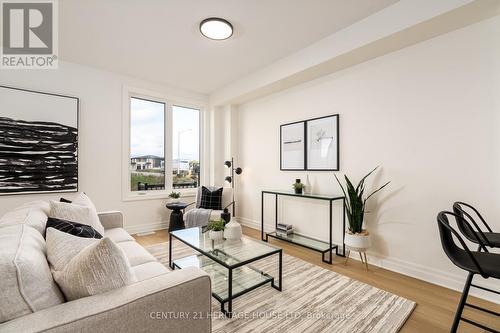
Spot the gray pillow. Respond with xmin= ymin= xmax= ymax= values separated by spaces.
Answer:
xmin=52 ymin=237 xmax=136 ymax=301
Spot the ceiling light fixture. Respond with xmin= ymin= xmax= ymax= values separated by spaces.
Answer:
xmin=200 ymin=17 xmax=233 ymax=40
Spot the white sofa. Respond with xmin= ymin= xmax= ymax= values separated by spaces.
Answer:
xmin=0 ymin=201 xmax=211 ymax=333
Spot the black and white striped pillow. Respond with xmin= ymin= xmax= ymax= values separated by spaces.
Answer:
xmin=46 ymin=217 xmax=103 ymax=239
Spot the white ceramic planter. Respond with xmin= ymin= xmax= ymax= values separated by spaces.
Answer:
xmin=209 ymin=230 xmax=224 ymax=241
xmin=224 ymin=221 xmax=242 ymax=240
xmin=169 ymin=198 xmax=180 ymax=203
xmin=344 ymin=230 xmax=370 ymax=250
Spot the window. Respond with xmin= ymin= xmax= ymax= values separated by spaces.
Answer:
xmin=172 ymin=105 xmax=200 ymax=189
xmin=124 ymin=88 xmax=203 ymax=200
xmin=129 ymin=97 xmax=165 ymax=192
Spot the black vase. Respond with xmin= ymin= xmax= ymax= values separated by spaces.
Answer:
xmin=221 ymin=208 xmax=231 ymax=225
xmin=294 ymin=188 xmax=303 ymax=194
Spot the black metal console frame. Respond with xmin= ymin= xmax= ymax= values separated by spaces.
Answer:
xmin=261 ymin=190 xmax=345 ymax=264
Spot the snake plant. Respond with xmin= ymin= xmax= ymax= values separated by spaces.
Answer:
xmin=334 ymin=167 xmax=390 ymax=234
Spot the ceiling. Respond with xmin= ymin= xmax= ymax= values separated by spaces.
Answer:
xmin=59 ymin=0 xmax=398 ymax=94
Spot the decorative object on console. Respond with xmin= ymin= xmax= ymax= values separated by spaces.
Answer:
xmin=335 ymin=166 xmax=390 ymax=270
xmin=304 ymin=174 xmax=312 ymax=194
xmin=224 ymin=157 xmax=243 ymax=216
xmin=168 ymin=191 xmax=181 ymax=203
xmin=306 ymin=114 xmax=339 ymax=171
xmin=276 ymin=223 xmax=294 ymax=237
xmin=205 ymin=219 xmax=225 ymax=241
xmin=280 ymin=120 xmax=306 ymax=171
xmin=0 ymin=85 xmax=79 ymax=195
xmin=292 ymin=179 xmax=305 ymax=194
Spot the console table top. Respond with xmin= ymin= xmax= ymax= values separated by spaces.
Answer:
xmin=262 ymin=190 xmax=344 ymax=201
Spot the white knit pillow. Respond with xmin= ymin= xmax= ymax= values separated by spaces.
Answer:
xmin=49 ymin=201 xmax=104 ymax=236
xmin=46 ymin=228 xmax=98 ymax=271
xmin=52 ymin=237 xmax=136 ymax=301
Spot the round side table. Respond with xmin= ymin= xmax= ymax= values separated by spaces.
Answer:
xmin=166 ymin=202 xmax=188 ymax=232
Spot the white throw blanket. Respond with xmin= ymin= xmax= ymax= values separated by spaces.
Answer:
xmin=184 ymin=208 xmax=212 ymax=228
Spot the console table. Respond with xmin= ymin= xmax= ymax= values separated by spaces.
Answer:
xmin=261 ymin=190 xmax=345 ymax=264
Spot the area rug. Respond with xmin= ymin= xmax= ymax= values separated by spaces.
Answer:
xmin=145 ymin=239 xmax=415 ymax=333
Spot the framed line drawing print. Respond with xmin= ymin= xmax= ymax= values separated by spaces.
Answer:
xmin=280 ymin=121 xmax=305 ymax=170
xmin=306 ymin=114 xmax=339 ymax=171
xmin=0 ymin=85 xmax=79 ymax=195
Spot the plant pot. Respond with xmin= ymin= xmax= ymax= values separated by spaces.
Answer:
xmin=224 ymin=221 xmax=242 ymax=240
xmin=169 ymin=198 xmax=180 ymax=203
xmin=208 ymin=230 xmax=224 ymax=241
xmin=294 ymin=188 xmax=303 ymax=194
xmin=344 ymin=230 xmax=370 ymax=250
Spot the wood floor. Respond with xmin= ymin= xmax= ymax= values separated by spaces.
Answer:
xmin=133 ymin=226 xmax=500 ymax=333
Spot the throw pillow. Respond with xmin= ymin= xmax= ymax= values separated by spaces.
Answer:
xmin=46 ymin=217 xmax=103 ymax=239
xmin=200 ymin=186 xmax=223 ymax=210
xmin=46 ymin=228 xmax=98 ymax=271
xmin=52 ymin=237 xmax=136 ymax=301
xmin=49 ymin=200 xmax=105 ymax=236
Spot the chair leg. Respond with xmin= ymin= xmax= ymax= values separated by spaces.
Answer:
xmin=451 ymin=272 xmax=474 ymax=333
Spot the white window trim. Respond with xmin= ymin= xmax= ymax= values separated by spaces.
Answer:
xmin=122 ymin=85 xmax=206 ymax=202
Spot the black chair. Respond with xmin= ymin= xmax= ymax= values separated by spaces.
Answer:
xmin=437 ymin=211 xmax=500 ymax=333
xmin=453 ymin=202 xmax=500 ymax=249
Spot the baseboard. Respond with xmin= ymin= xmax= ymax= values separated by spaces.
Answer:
xmin=237 ymin=217 xmax=500 ymax=304
xmin=125 ymin=221 xmax=168 ymax=235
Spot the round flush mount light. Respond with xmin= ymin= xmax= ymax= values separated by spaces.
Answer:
xmin=200 ymin=17 xmax=233 ymax=40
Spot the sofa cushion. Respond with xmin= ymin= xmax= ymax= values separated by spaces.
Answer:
xmin=104 ymin=227 xmax=135 ymax=243
xmin=0 ymin=224 xmax=64 ymax=323
xmin=49 ymin=201 xmax=105 ymax=236
xmin=117 ymin=241 xmax=157 ymax=267
xmin=53 ymin=238 xmax=137 ymax=301
xmin=132 ymin=262 xmax=169 ymax=281
xmin=46 ymin=228 xmax=98 ymax=271
xmin=0 ymin=201 xmax=49 ymax=235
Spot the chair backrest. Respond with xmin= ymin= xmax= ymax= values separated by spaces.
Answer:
xmin=453 ymin=202 xmax=492 ymax=246
xmin=436 ymin=211 xmax=488 ymax=278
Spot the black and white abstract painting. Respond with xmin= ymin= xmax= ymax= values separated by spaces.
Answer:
xmin=306 ymin=115 xmax=339 ymax=171
xmin=280 ymin=121 xmax=305 ymax=170
xmin=0 ymin=86 xmax=79 ymax=195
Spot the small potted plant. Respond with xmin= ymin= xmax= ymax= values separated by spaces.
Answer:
xmin=334 ymin=167 xmax=390 ymax=250
xmin=293 ymin=179 xmax=305 ymax=194
xmin=205 ymin=219 xmax=225 ymax=241
xmin=168 ymin=191 xmax=181 ymax=203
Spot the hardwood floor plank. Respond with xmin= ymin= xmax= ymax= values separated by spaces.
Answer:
xmin=133 ymin=226 xmax=500 ymax=332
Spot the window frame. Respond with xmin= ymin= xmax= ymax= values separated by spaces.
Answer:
xmin=122 ymin=86 xmax=205 ymax=202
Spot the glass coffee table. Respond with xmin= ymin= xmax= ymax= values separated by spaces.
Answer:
xmin=169 ymin=227 xmax=282 ymax=317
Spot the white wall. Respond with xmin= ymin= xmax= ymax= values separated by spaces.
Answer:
xmin=0 ymin=61 xmax=208 ymax=233
xmin=235 ymin=16 xmax=500 ymax=301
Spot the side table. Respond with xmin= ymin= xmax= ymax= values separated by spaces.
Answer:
xmin=166 ymin=202 xmax=188 ymax=232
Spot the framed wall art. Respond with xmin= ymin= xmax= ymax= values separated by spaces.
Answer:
xmin=0 ymin=85 xmax=79 ymax=195
xmin=306 ymin=114 xmax=339 ymax=171
xmin=280 ymin=121 xmax=306 ymax=170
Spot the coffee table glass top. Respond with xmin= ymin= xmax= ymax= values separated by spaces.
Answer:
xmin=170 ymin=227 xmax=280 ymax=268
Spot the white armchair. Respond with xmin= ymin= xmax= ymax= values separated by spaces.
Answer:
xmin=184 ymin=187 xmax=233 ymax=227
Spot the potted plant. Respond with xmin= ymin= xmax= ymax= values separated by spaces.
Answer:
xmin=205 ymin=219 xmax=225 ymax=241
xmin=293 ymin=179 xmax=305 ymax=194
xmin=334 ymin=167 xmax=390 ymax=250
xmin=168 ymin=191 xmax=181 ymax=203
